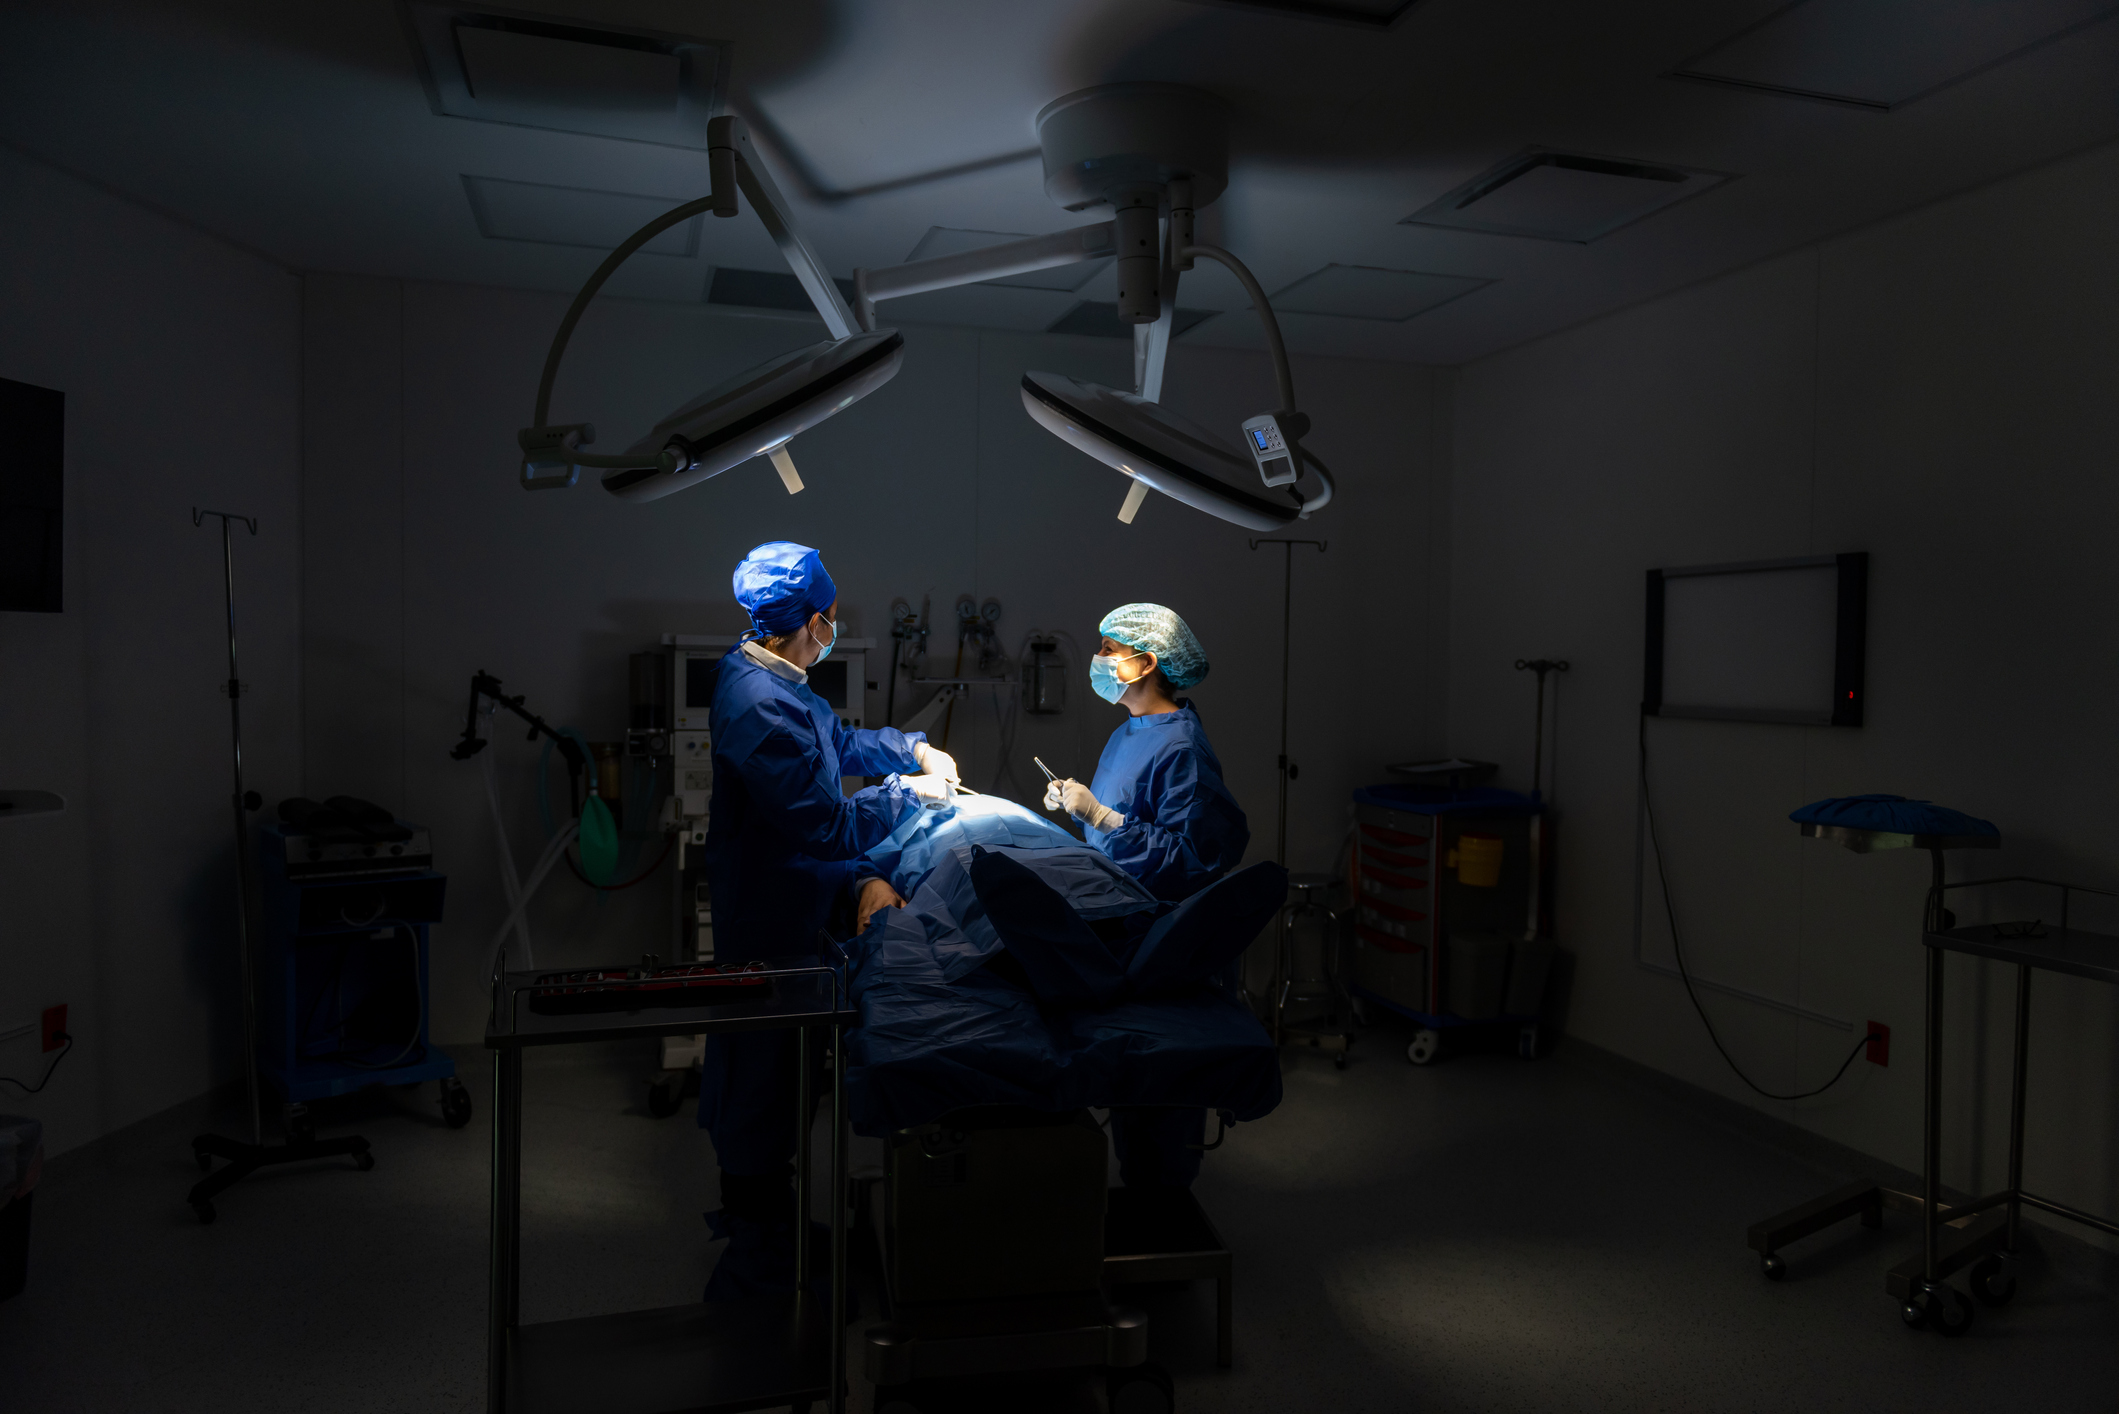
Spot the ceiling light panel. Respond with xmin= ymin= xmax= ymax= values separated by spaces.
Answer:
xmin=1674 ymin=0 xmax=2118 ymax=109
xmin=1047 ymin=303 xmax=1218 ymax=339
xmin=905 ymin=228 xmax=1111 ymax=292
xmin=1271 ymin=264 xmax=1494 ymax=321
xmin=463 ymin=176 xmax=700 ymax=256
xmin=404 ymin=4 xmax=728 ymax=148
xmin=1185 ymin=0 xmax=1424 ymax=28
xmin=1404 ymin=152 xmax=1733 ymax=243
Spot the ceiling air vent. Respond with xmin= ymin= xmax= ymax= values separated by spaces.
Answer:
xmin=1047 ymin=304 xmax=1218 ymax=339
xmin=1403 ymin=151 xmax=1732 ymax=243
xmin=1671 ymin=0 xmax=2117 ymax=111
xmin=462 ymin=176 xmax=701 ymax=256
xmin=905 ymin=228 xmax=1111 ymax=293
xmin=1270 ymin=264 xmax=1492 ymax=322
xmin=403 ymin=3 xmax=727 ymax=149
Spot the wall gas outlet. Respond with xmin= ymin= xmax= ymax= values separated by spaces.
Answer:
xmin=1865 ymin=1020 xmax=1889 ymax=1067
xmin=42 ymin=1003 xmax=68 ymax=1052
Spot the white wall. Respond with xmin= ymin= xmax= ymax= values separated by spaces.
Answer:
xmin=0 ymin=147 xmax=302 ymax=1157
xmin=300 ymin=277 xmax=1448 ymax=1042
xmin=1449 ymin=140 xmax=2119 ymax=1217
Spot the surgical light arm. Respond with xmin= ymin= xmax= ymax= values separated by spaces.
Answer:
xmin=854 ymin=223 xmax=1117 ymax=331
xmin=519 ymin=115 xmax=851 ymax=490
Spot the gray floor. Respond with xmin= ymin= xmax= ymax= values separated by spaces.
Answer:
xmin=4 ymin=1020 xmax=2116 ymax=1412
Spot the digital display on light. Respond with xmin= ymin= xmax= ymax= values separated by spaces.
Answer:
xmin=1249 ymin=428 xmax=1272 ymax=451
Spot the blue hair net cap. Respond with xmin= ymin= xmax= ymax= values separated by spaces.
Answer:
xmin=732 ymin=541 xmax=837 ymax=636
xmin=1099 ymin=603 xmax=1208 ymax=689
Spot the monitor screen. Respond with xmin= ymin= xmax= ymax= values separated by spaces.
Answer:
xmin=1643 ymin=553 xmax=1866 ymax=726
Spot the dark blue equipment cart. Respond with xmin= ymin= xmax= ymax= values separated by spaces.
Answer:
xmin=1347 ymin=784 xmax=1556 ymax=1065
xmin=255 ymin=821 xmax=468 ymax=1131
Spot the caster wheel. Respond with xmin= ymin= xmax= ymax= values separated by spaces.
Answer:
xmin=1970 ymin=1254 xmax=2017 ymax=1307
xmin=440 ymin=1079 xmax=473 ymax=1129
xmin=648 ymin=1076 xmax=682 ymax=1118
xmin=1900 ymin=1298 xmax=1928 ymax=1330
xmin=872 ymin=1385 xmax=921 ymax=1414
xmin=1518 ymin=1024 xmax=1542 ymax=1060
xmin=1407 ymin=1029 xmax=1441 ymax=1066
xmin=1334 ymin=1053 xmax=1349 ymax=1071
xmin=1907 ymin=1284 xmax=1973 ymax=1336
xmin=191 ymin=1198 xmax=217 ymax=1225
xmin=1109 ymin=1361 xmax=1175 ymax=1414
xmin=354 ymin=1151 xmax=376 ymax=1172
xmin=1759 ymin=1252 xmax=1786 ymax=1281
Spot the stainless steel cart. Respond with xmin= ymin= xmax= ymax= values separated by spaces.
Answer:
xmin=485 ymin=952 xmax=854 ymax=1413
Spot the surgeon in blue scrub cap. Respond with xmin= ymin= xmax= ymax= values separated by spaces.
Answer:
xmin=1045 ymin=602 xmax=1249 ymax=1190
xmin=699 ymin=541 xmax=957 ymax=1301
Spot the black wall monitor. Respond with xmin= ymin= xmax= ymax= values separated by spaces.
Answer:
xmin=0 ymin=377 xmax=63 ymax=614
xmin=1643 ymin=552 xmax=1867 ymax=727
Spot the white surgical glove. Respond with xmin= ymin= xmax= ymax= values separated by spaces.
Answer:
xmin=1056 ymin=779 xmax=1123 ymax=833
xmin=1042 ymin=779 xmax=1066 ymax=812
xmin=913 ymin=742 xmax=960 ymax=783
xmin=903 ymin=772 xmax=953 ymax=806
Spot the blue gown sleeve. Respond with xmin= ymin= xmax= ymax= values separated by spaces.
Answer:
xmin=834 ymin=722 xmax=928 ymax=777
xmin=1096 ymin=749 xmax=1250 ymax=900
xmin=737 ymin=711 xmax=921 ymax=862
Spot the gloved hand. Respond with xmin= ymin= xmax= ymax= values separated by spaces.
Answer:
xmin=1042 ymin=778 xmax=1066 ymax=813
xmin=903 ymin=772 xmax=953 ymax=806
xmin=913 ymin=742 xmax=960 ymax=783
xmin=1052 ymin=779 xmax=1123 ymax=833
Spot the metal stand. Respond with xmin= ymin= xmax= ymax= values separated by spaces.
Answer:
xmin=1245 ymin=536 xmax=1325 ymax=1025
xmin=486 ymin=954 xmax=852 ymax=1414
xmin=1273 ymin=874 xmax=1352 ymax=1065
xmin=1743 ymin=829 xmax=2119 ymax=1336
xmin=185 ymin=508 xmax=372 ymax=1223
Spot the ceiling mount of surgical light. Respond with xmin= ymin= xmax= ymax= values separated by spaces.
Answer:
xmin=516 ymin=84 xmax=1334 ymax=532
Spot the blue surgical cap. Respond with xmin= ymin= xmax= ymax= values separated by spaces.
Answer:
xmin=1099 ymin=603 xmax=1208 ymax=690
xmin=732 ymin=541 xmax=837 ymax=636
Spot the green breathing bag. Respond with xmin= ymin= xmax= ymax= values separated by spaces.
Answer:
xmin=578 ymin=794 xmax=620 ymax=886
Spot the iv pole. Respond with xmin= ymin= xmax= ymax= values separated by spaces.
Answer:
xmin=186 ymin=509 xmax=372 ymax=1224
xmin=1247 ymin=537 xmax=1326 ymax=1036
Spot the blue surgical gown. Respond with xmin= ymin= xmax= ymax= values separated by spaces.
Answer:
xmin=1084 ymin=701 xmax=1249 ymax=903
xmin=700 ymin=644 xmax=927 ymax=1175
xmin=704 ymin=645 xmax=928 ymax=960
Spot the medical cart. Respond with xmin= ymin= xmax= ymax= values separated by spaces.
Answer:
xmin=484 ymin=948 xmax=854 ymax=1414
xmin=1347 ymin=784 xmax=1555 ymax=1065
xmin=189 ymin=816 xmax=466 ymax=1222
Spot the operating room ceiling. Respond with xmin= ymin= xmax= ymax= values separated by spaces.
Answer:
xmin=3 ymin=0 xmax=2115 ymax=364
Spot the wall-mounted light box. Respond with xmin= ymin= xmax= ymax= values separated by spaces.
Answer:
xmin=1643 ymin=553 xmax=1869 ymax=727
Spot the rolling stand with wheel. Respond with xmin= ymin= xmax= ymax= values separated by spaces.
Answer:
xmin=190 ymin=811 xmax=465 ymax=1223
xmin=1744 ymin=820 xmax=2117 ymax=1335
xmin=1345 ymin=783 xmax=1554 ymax=1067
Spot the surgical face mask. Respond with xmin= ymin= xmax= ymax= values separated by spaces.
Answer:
xmin=810 ymin=615 xmax=838 ymax=664
xmin=1090 ymin=649 xmax=1147 ymax=704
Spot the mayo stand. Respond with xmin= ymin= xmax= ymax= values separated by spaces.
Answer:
xmin=485 ymin=950 xmax=853 ymax=1413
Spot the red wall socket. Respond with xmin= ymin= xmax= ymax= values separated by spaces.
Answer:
xmin=41 ymin=1004 xmax=67 ymax=1053
xmin=1866 ymin=1020 xmax=1890 ymax=1067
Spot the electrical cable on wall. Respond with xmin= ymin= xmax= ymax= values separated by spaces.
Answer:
xmin=0 ymin=1032 xmax=73 ymax=1094
xmin=1638 ymin=716 xmax=1872 ymax=1102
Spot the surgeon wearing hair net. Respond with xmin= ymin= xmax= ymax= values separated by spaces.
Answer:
xmin=1045 ymin=602 xmax=1249 ymax=1189
xmin=699 ymin=541 xmax=954 ymax=1301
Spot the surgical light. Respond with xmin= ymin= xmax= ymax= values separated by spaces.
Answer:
xmin=515 ymin=86 xmax=1339 ymax=532
xmin=516 ymin=116 xmax=902 ymax=500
